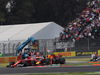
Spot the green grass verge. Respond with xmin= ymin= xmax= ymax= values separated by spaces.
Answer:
xmin=0 ymin=63 xmax=9 ymax=68
xmin=66 ymin=58 xmax=90 ymax=61
xmin=63 ymin=63 xmax=94 ymax=66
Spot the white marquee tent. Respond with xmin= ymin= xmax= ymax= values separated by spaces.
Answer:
xmin=0 ymin=22 xmax=64 ymax=41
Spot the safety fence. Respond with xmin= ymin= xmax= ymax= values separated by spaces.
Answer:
xmin=71 ymin=37 xmax=100 ymax=52
xmin=0 ymin=40 xmax=26 ymax=56
xmin=54 ymin=36 xmax=100 ymax=52
xmin=0 ymin=36 xmax=100 ymax=57
xmin=0 ymin=39 xmax=55 ymax=57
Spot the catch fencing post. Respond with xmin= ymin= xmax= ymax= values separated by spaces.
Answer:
xmin=8 ymin=43 xmax=11 ymax=56
xmin=16 ymin=42 xmax=20 ymax=56
xmin=3 ymin=43 xmax=6 ymax=56
xmin=12 ymin=44 xmax=15 ymax=56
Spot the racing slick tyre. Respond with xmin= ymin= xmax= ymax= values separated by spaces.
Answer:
xmin=23 ymin=60 xmax=28 ymax=66
xmin=45 ymin=58 xmax=50 ymax=65
xmin=10 ymin=61 xmax=15 ymax=66
xmin=59 ymin=58 xmax=65 ymax=64
xmin=55 ymin=57 xmax=60 ymax=64
xmin=40 ymin=59 xmax=45 ymax=65
xmin=90 ymin=56 xmax=98 ymax=62
xmin=90 ymin=59 xmax=96 ymax=62
xmin=6 ymin=61 xmax=15 ymax=67
xmin=31 ymin=60 xmax=36 ymax=66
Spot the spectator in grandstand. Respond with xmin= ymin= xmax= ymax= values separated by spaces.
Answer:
xmin=59 ymin=0 xmax=100 ymax=41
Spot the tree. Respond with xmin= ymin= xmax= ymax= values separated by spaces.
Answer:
xmin=0 ymin=12 xmax=6 ymax=25
xmin=0 ymin=0 xmax=7 ymax=25
xmin=4 ymin=0 xmax=88 ymax=27
xmin=6 ymin=0 xmax=35 ymax=24
xmin=34 ymin=0 xmax=87 ymax=27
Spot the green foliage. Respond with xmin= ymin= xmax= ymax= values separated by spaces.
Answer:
xmin=0 ymin=12 xmax=6 ymax=24
xmin=0 ymin=0 xmax=87 ymax=27
xmin=0 ymin=0 xmax=7 ymax=25
xmin=6 ymin=0 xmax=35 ymax=24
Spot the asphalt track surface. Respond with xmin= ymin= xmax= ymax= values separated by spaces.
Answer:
xmin=0 ymin=66 xmax=100 ymax=74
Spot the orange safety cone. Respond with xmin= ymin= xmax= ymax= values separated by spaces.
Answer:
xmin=50 ymin=56 xmax=53 ymax=66
xmin=50 ymin=58 xmax=52 ymax=66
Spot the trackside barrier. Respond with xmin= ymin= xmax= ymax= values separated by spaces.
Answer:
xmin=54 ymin=50 xmax=100 ymax=57
xmin=75 ymin=50 xmax=99 ymax=56
xmin=76 ymin=51 xmax=98 ymax=56
xmin=0 ymin=56 xmax=17 ymax=63
xmin=54 ymin=51 xmax=76 ymax=57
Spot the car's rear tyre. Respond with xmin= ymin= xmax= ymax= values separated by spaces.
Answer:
xmin=31 ymin=60 xmax=36 ymax=66
xmin=10 ymin=61 xmax=15 ymax=66
xmin=40 ymin=59 xmax=45 ymax=64
xmin=23 ymin=61 xmax=28 ymax=66
xmin=45 ymin=58 xmax=50 ymax=65
xmin=55 ymin=58 xmax=60 ymax=64
xmin=59 ymin=58 xmax=65 ymax=64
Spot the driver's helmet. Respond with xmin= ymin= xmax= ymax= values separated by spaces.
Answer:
xmin=36 ymin=52 xmax=41 ymax=57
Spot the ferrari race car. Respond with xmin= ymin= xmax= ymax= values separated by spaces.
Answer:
xmin=7 ymin=52 xmax=46 ymax=67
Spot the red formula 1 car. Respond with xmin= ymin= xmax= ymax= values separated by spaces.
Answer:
xmin=7 ymin=52 xmax=46 ymax=68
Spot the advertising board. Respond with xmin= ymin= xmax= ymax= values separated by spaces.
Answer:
xmin=76 ymin=51 xmax=97 ymax=56
xmin=54 ymin=51 xmax=76 ymax=57
xmin=0 ymin=56 xmax=17 ymax=63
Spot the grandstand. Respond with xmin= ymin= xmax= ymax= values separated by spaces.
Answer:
xmin=58 ymin=0 xmax=100 ymax=52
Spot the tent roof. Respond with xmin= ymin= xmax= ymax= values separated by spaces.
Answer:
xmin=0 ymin=22 xmax=63 ymax=41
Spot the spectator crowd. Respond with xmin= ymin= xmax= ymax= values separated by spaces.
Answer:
xmin=59 ymin=0 xmax=100 ymax=41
